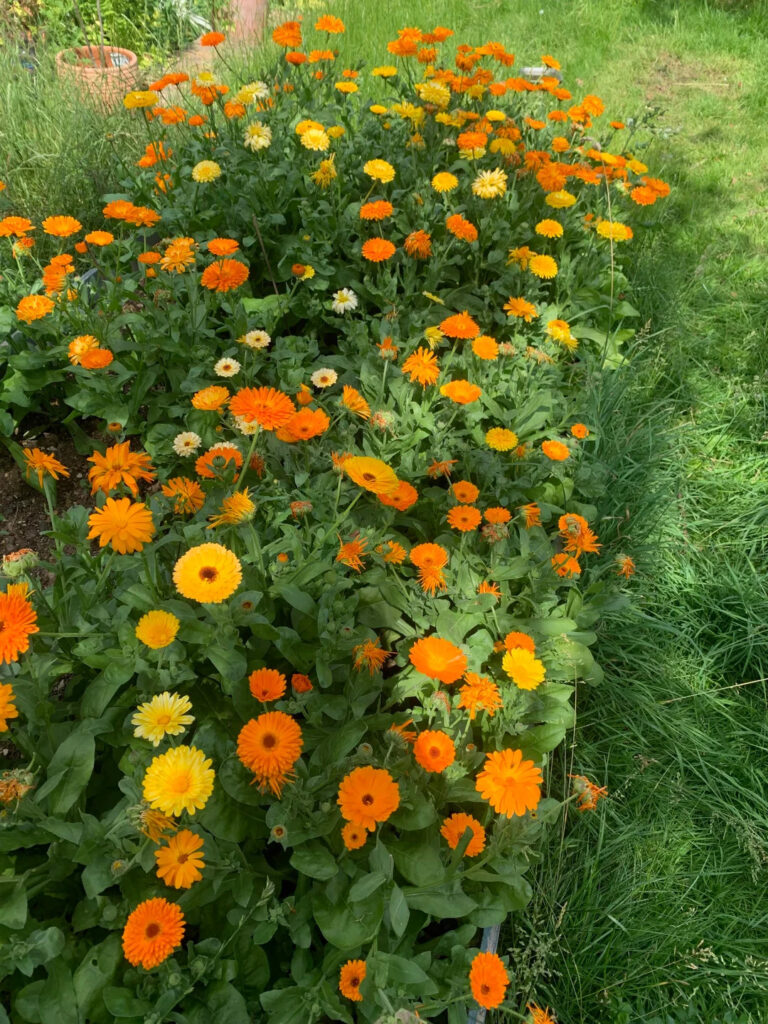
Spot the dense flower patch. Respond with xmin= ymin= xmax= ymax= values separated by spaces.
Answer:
xmin=0 ymin=15 xmax=660 ymax=1024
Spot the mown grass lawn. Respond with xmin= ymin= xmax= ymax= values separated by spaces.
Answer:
xmin=338 ymin=0 xmax=768 ymax=1019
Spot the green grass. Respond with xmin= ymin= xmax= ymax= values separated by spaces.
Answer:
xmin=332 ymin=0 xmax=768 ymax=1019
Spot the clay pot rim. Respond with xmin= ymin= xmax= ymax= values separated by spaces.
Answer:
xmin=55 ymin=45 xmax=138 ymax=74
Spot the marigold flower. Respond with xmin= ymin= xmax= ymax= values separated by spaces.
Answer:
xmin=452 ymin=481 xmax=479 ymax=504
xmin=123 ymin=89 xmax=159 ymax=109
xmin=143 ymin=745 xmax=214 ymax=816
xmin=378 ymin=480 xmax=418 ymax=511
xmin=503 ymin=648 xmax=546 ymax=690
xmin=542 ymin=439 xmax=570 ymax=461
xmin=571 ymin=422 xmax=589 ymax=439
xmin=528 ymin=1005 xmax=558 ymax=1024
xmin=88 ymin=442 xmax=155 ymax=497
xmin=477 ymin=580 xmax=502 ymax=599
xmin=338 ymin=765 xmax=399 ymax=831
xmin=440 ymin=310 xmax=480 ymax=339
xmin=122 ymin=898 xmax=184 ymax=969
xmin=208 ymin=490 xmax=256 ymax=527
xmin=360 ymin=200 xmax=393 ymax=221
xmin=361 ymin=237 xmax=396 ymax=262
xmin=472 ymin=168 xmax=507 ymax=198
xmin=331 ymin=287 xmax=357 ymax=313
xmin=545 ymin=189 xmax=576 ymax=209
xmin=520 ymin=503 xmax=541 ymax=528
xmin=485 ymin=428 xmax=518 ymax=451
xmin=277 ymin=407 xmax=330 ymax=442
xmin=22 ymin=448 xmax=69 ymax=488
xmin=340 ymin=385 xmax=371 ymax=420
xmin=409 ymin=636 xmax=467 ymax=684
xmin=249 ymin=668 xmax=287 ymax=702
xmin=173 ymin=543 xmax=242 ymax=603
xmin=237 ymin=711 xmax=303 ymax=795
xmin=440 ymin=379 xmax=482 ymax=404
xmin=445 ymin=213 xmax=478 ymax=242
xmin=596 ymin=219 xmax=633 ymax=241
xmin=337 ymin=536 xmax=368 ymax=572
xmin=552 ymin=552 xmax=581 ymax=577
xmin=414 ymin=730 xmax=455 ymax=772
xmin=229 ymin=386 xmax=295 ymax=429
xmin=402 ymin=346 xmax=439 ymax=387
xmin=133 ymin=692 xmax=193 ymax=746
xmin=504 ymin=296 xmax=538 ymax=321
xmin=201 ymin=258 xmax=249 ymax=292
xmin=85 ymin=230 xmax=114 ymax=246
xmin=16 ymin=294 xmax=55 ymax=323
xmin=559 ymin=513 xmax=601 ymax=556
xmin=469 ymin=951 xmax=509 ymax=1009
xmin=339 ymin=959 xmax=366 ymax=1001
xmin=343 ymin=455 xmax=399 ymax=496
xmin=616 ymin=554 xmax=636 ymax=578
xmin=432 ymin=172 xmax=459 ymax=193
xmin=291 ymin=673 xmax=312 ymax=693
xmin=0 ymin=216 xmax=33 ymax=237
xmin=0 ymin=683 xmax=19 ymax=731
xmin=161 ymin=477 xmax=204 ymax=514
xmin=135 ymin=610 xmax=180 ymax=649
xmin=200 ymin=30 xmax=225 ymax=46
xmin=404 ymin=229 xmax=432 ymax=258
xmin=154 ymin=830 xmax=205 ymax=890
xmin=377 ymin=540 xmax=407 ymax=564
xmin=88 ymin=497 xmax=154 ymax=554
xmin=42 ymin=215 xmax=81 ymax=237
xmin=0 ymin=583 xmax=38 ymax=664
xmin=352 ymin=637 xmax=391 ymax=675
xmin=570 ymin=773 xmax=608 ymax=812
xmin=472 ymin=335 xmax=499 ymax=360
xmin=441 ymin=812 xmax=485 ymax=856
xmin=341 ymin=822 xmax=367 ymax=850
xmin=476 ymin=748 xmax=542 ymax=817
xmin=459 ymin=673 xmax=503 ymax=718
xmin=364 ymin=159 xmax=395 ymax=183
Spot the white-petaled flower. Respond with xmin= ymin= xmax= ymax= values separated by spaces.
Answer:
xmin=311 ymin=367 xmax=338 ymax=388
xmin=214 ymin=357 xmax=241 ymax=377
xmin=331 ymin=288 xmax=358 ymax=314
xmin=209 ymin=440 xmax=238 ymax=451
xmin=237 ymin=329 xmax=271 ymax=349
xmin=300 ymin=127 xmax=330 ymax=152
xmin=234 ymin=415 xmax=260 ymax=435
xmin=244 ymin=121 xmax=272 ymax=152
xmin=236 ymin=80 xmax=269 ymax=104
xmin=132 ymin=692 xmax=194 ymax=747
xmin=472 ymin=168 xmax=508 ymax=199
xmin=173 ymin=431 xmax=202 ymax=456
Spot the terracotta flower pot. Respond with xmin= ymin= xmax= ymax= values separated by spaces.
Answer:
xmin=55 ymin=46 xmax=139 ymax=112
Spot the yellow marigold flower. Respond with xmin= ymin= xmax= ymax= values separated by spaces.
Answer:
xmin=335 ymin=81 xmax=358 ymax=93
xmin=485 ymin=427 xmax=518 ymax=451
xmin=371 ymin=65 xmax=397 ymax=77
xmin=431 ymin=171 xmax=458 ymax=193
xmin=545 ymin=189 xmax=577 ymax=209
xmin=191 ymin=160 xmax=221 ymax=183
xmin=472 ymin=168 xmax=507 ymax=199
xmin=311 ymin=155 xmax=337 ymax=188
xmin=529 ymin=254 xmax=558 ymax=278
xmin=364 ymin=159 xmax=395 ymax=183
xmin=173 ymin=543 xmax=242 ymax=603
xmin=327 ymin=125 xmax=345 ymax=138
xmin=132 ymin=692 xmax=194 ymax=746
xmin=301 ymin=127 xmax=330 ymax=151
xmin=208 ymin=489 xmax=256 ymax=527
xmin=502 ymin=647 xmax=546 ymax=690
xmin=596 ymin=219 xmax=633 ymax=241
xmin=535 ymin=219 xmax=564 ymax=238
xmin=87 ymin=497 xmax=155 ymax=554
xmin=0 ymin=682 xmax=19 ymax=732
xmin=343 ymin=456 xmax=399 ymax=496
xmin=124 ymin=90 xmax=159 ymax=109
xmin=415 ymin=81 xmax=450 ymax=108
xmin=369 ymin=104 xmax=388 ymax=114
xmin=135 ymin=610 xmax=180 ymax=649
xmin=143 ymin=744 xmax=214 ymax=816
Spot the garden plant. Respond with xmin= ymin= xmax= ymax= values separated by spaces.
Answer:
xmin=0 ymin=14 xmax=670 ymax=1023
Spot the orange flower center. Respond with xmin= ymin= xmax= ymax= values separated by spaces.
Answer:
xmin=171 ymin=772 xmax=190 ymax=794
xmin=156 ymin=714 xmax=171 ymax=725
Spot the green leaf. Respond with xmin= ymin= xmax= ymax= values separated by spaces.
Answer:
xmin=38 ymin=961 xmax=78 ymax=1024
xmin=309 ymin=720 xmax=367 ymax=767
xmin=273 ymin=584 xmax=316 ymax=616
xmin=0 ymin=878 xmax=27 ymax=929
xmin=392 ymin=833 xmax=444 ymax=887
xmin=103 ymin=987 xmax=152 ymax=1017
xmin=36 ymin=729 xmax=95 ymax=815
xmin=349 ymin=871 xmax=387 ymax=902
xmin=372 ymin=953 xmax=434 ymax=990
xmin=389 ymin=885 xmax=409 ymax=937
xmin=313 ymin=883 xmax=384 ymax=950
xmin=406 ymin=889 xmax=477 ymax=918
xmin=289 ymin=842 xmax=339 ymax=881
xmin=203 ymin=981 xmax=249 ymax=1024
xmin=260 ymin=987 xmax=308 ymax=1024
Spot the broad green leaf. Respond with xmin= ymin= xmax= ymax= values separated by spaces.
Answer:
xmin=289 ymin=843 xmax=339 ymax=881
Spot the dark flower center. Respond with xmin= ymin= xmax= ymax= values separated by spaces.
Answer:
xmin=145 ymin=923 xmax=161 ymax=939
xmin=199 ymin=567 xmax=218 ymax=581
xmin=361 ymin=794 xmax=374 ymax=806
xmin=262 ymin=733 xmax=277 ymax=749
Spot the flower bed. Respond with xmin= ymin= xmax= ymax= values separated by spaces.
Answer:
xmin=0 ymin=17 xmax=665 ymax=1024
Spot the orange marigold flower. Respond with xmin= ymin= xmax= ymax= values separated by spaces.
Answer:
xmin=41 ymin=215 xmax=81 ymax=237
xmin=520 ymin=502 xmax=541 ymax=528
xmin=459 ymin=673 xmax=502 ymax=718
xmin=447 ymin=505 xmax=482 ymax=532
xmin=441 ymin=812 xmax=485 ymax=856
xmin=200 ymin=30 xmax=225 ymax=46
xmin=154 ymin=830 xmax=205 ymax=889
xmin=376 ymin=540 xmax=407 ymax=564
xmin=237 ymin=711 xmax=302 ymax=796
xmin=249 ymin=668 xmax=287 ymax=702
xmin=440 ymin=310 xmax=480 ymax=339
xmin=162 ymin=477 xmax=205 ymax=515
xmin=504 ymin=296 xmax=538 ymax=321
xmin=341 ymin=822 xmax=367 ymax=850
xmin=87 ymin=497 xmax=155 ymax=554
xmin=0 ymin=583 xmax=39 ymax=664
xmin=84 ymin=230 xmax=114 ymax=246
xmin=361 ymin=237 xmax=396 ymax=262
xmin=0 ymin=216 xmax=34 ymax=237
xmin=476 ymin=748 xmax=542 ymax=817
xmin=207 ymin=237 xmax=239 ymax=256
xmin=337 ymin=535 xmax=368 ymax=572
xmin=122 ymin=897 xmax=185 ymax=969
xmin=457 ymin=129 xmax=488 ymax=150
xmin=559 ymin=513 xmax=601 ymax=556
xmin=409 ymin=543 xmax=448 ymax=571
xmin=414 ymin=730 xmax=455 ymax=772
xmin=477 ymin=580 xmax=502 ymax=598
xmin=195 ymin=444 xmax=243 ymax=480
xmin=427 ymin=459 xmax=457 ymax=479
xmin=541 ymin=439 xmax=570 ymax=461
xmin=16 ymin=295 xmax=55 ymax=323
xmin=445 ymin=213 xmax=478 ymax=242
xmin=440 ymin=379 xmax=482 ymax=404
xmin=200 ymin=258 xmax=249 ymax=292
xmin=88 ymin=441 xmax=155 ymax=497
xmin=353 ymin=637 xmax=391 ymax=675
xmin=191 ymin=385 xmax=230 ymax=412
xmin=402 ymin=347 xmax=439 ymax=387
xmin=360 ymin=200 xmax=393 ymax=221
xmin=343 ymin=455 xmax=399 ymax=495
xmin=452 ymin=480 xmax=479 ymax=503
xmin=378 ymin=480 xmax=419 ymax=512
xmin=409 ymin=636 xmax=467 ymax=684
xmin=316 ymin=14 xmax=345 ymax=32
xmin=571 ymin=422 xmax=589 ymax=439
xmin=341 ymin=385 xmax=371 ymax=419
xmin=338 ymin=765 xmax=399 ymax=831
xmin=472 ymin=335 xmax=499 ymax=360
xmin=272 ymin=20 xmax=302 ymax=46
xmin=551 ymin=552 xmax=581 ymax=577
xmin=484 ymin=507 xmax=511 ymax=524
xmin=229 ymin=387 xmax=295 ymax=430
xmin=71 ymin=333 xmax=101 ymax=366
xmin=291 ymin=673 xmax=313 ymax=693
xmin=80 ymin=348 xmax=113 ymax=369
xmin=469 ymin=950 xmax=509 ymax=1010
xmin=404 ymin=229 xmax=432 ymax=258
xmin=616 ymin=554 xmax=636 ymax=578
xmin=22 ymin=448 xmax=69 ymax=488
xmin=277 ymin=407 xmax=330 ymax=442
xmin=339 ymin=959 xmax=366 ymax=1001
xmin=504 ymin=631 xmax=535 ymax=654
xmin=0 ymin=682 xmax=19 ymax=731
xmin=570 ymin=773 xmax=608 ymax=812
